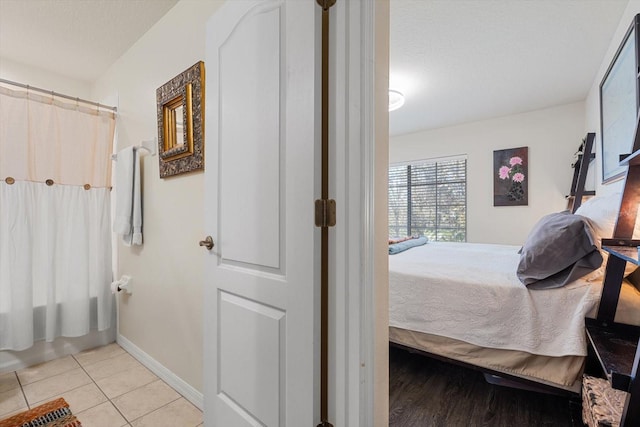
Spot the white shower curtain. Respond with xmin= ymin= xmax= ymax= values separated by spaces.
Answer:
xmin=0 ymin=86 xmax=116 ymax=351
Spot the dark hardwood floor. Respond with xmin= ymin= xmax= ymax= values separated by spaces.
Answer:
xmin=389 ymin=346 xmax=584 ymax=427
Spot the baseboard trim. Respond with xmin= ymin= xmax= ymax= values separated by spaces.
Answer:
xmin=117 ymin=334 xmax=203 ymax=410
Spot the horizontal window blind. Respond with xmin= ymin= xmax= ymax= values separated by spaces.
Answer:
xmin=389 ymin=157 xmax=467 ymax=242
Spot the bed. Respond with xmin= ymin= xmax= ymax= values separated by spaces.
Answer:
xmin=389 ymin=196 xmax=640 ymax=394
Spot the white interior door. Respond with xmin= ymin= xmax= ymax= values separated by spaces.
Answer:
xmin=203 ymin=1 xmax=319 ymax=426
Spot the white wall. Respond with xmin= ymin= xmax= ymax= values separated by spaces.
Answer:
xmin=0 ymin=57 xmax=92 ymax=100
xmin=585 ymin=0 xmax=640 ymax=196
xmin=92 ymin=0 xmax=225 ymax=394
xmin=390 ymin=102 xmax=586 ymax=245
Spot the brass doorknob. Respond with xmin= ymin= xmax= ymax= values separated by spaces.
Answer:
xmin=199 ymin=236 xmax=214 ymax=250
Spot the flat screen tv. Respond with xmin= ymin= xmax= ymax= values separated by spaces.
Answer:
xmin=600 ymin=14 xmax=640 ymax=183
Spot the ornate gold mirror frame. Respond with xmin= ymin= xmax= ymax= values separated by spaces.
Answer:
xmin=156 ymin=61 xmax=205 ymax=177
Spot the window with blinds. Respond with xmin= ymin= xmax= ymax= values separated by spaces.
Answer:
xmin=388 ymin=157 xmax=467 ymax=242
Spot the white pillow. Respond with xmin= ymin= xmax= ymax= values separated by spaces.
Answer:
xmin=574 ymin=192 xmax=621 ymax=238
xmin=575 ymin=192 xmax=638 ymax=278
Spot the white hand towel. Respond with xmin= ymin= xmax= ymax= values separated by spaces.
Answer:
xmin=113 ymin=146 xmax=143 ymax=246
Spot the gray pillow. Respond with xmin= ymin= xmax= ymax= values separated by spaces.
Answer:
xmin=517 ymin=211 xmax=603 ymax=290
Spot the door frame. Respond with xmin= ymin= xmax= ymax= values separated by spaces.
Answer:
xmin=199 ymin=0 xmax=388 ymax=424
xmin=330 ymin=1 xmax=388 ymax=426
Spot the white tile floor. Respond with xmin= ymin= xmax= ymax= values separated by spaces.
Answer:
xmin=0 ymin=343 xmax=203 ymax=427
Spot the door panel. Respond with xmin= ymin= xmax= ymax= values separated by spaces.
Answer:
xmin=218 ymin=291 xmax=284 ymax=426
xmin=219 ymin=4 xmax=282 ymax=270
xmin=204 ymin=1 xmax=318 ymax=426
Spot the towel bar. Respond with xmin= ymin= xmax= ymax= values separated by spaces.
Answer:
xmin=111 ymin=139 xmax=157 ymax=160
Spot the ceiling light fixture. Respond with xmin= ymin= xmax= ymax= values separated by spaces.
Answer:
xmin=388 ymin=89 xmax=405 ymax=112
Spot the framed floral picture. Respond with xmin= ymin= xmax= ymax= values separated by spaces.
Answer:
xmin=493 ymin=146 xmax=528 ymax=206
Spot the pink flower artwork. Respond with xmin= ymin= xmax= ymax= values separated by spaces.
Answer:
xmin=494 ymin=146 xmax=528 ymax=206
xmin=509 ymin=156 xmax=523 ymax=166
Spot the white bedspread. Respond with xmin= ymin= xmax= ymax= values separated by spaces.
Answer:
xmin=389 ymin=242 xmax=602 ymax=357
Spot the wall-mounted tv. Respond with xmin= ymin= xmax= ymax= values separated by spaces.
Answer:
xmin=600 ymin=14 xmax=640 ymax=184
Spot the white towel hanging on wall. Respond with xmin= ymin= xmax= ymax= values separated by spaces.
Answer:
xmin=113 ymin=146 xmax=142 ymax=246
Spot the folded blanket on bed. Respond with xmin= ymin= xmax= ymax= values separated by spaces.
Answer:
xmin=389 ymin=236 xmax=428 ymax=254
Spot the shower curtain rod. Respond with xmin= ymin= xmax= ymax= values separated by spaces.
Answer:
xmin=0 ymin=77 xmax=117 ymax=112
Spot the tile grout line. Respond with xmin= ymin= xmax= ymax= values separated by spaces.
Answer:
xmin=71 ymin=352 xmax=132 ymax=424
xmin=14 ymin=370 xmax=30 ymax=410
xmin=5 ymin=345 xmax=200 ymax=426
xmin=72 ymin=349 xmax=182 ymax=425
xmin=127 ymin=395 xmax=184 ymax=425
xmin=20 ymin=357 xmax=97 ymax=408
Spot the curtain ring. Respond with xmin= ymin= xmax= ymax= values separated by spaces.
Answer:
xmin=45 ymin=179 xmax=54 ymax=186
xmin=83 ymin=184 xmax=91 ymax=190
xmin=5 ymin=177 xmax=15 ymax=185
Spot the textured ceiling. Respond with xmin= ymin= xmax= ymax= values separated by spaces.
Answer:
xmin=0 ymin=0 xmax=178 ymax=83
xmin=0 ymin=0 xmax=631 ymax=136
xmin=390 ymin=0 xmax=630 ymax=136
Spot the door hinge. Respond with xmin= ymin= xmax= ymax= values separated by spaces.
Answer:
xmin=315 ymin=199 xmax=336 ymax=228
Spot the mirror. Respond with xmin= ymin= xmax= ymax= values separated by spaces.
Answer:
xmin=156 ymin=61 xmax=204 ymax=178
xmin=173 ymin=105 xmax=184 ymax=147
xmin=162 ymin=90 xmax=190 ymax=153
